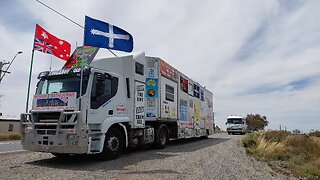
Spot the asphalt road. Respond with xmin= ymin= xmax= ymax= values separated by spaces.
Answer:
xmin=0 ymin=140 xmax=25 ymax=153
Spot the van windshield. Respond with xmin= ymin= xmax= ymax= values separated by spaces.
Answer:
xmin=227 ymin=118 xmax=243 ymax=124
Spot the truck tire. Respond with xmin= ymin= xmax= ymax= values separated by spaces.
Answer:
xmin=153 ymin=124 xmax=169 ymax=149
xmin=201 ymin=130 xmax=209 ymax=139
xmin=100 ymin=127 xmax=124 ymax=160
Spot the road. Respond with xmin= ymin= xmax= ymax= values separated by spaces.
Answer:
xmin=0 ymin=140 xmax=25 ymax=153
xmin=0 ymin=133 xmax=296 ymax=180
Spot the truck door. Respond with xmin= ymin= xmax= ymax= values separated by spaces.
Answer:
xmin=87 ymin=72 xmax=118 ymax=123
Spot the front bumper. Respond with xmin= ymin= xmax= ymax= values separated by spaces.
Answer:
xmin=227 ymin=128 xmax=245 ymax=133
xmin=21 ymin=110 xmax=89 ymax=154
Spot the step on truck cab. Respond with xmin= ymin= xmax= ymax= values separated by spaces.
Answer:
xmin=21 ymin=52 xmax=214 ymax=160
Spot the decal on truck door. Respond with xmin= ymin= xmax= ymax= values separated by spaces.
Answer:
xmin=135 ymin=81 xmax=145 ymax=127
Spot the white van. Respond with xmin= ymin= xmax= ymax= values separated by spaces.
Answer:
xmin=226 ymin=115 xmax=247 ymax=135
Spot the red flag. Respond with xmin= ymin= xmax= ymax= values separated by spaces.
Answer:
xmin=34 ymin=24 xmax=71 ymax=61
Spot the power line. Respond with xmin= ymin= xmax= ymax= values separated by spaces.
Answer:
xmin=35 ymin=0 xmax=83 ymax=28
xmin=35 ymin=0 xmax=117 ymax=57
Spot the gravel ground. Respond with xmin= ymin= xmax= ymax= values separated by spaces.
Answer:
xmin=0 ymin=133 xmax=297 ymax=180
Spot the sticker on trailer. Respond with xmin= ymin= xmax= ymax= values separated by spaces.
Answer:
xmin=160 ymin=60 xmax=178 ymax=81
xmin=146 ymin=78 xmax=159 ymax=119
xmin=135 ymin=82 xmax=145 ymax=127
xmin=146 ymin=57 xmax=158 ymax=78
xmin=194 ymin=102 xmax=201 ymax=128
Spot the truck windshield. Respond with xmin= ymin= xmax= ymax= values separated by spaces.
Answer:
xmin=36 ymin=76 xmax=88 ymax=97
xmin=227 ymin=118 xmax=243 ymax=124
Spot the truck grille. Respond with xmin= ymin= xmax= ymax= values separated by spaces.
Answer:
xmin=32 ymin=111 xmax=77 ymax=136
xmin=37 ymin=129 xmax=56 ymax=135
xmin=33 ymin=112 xmax=61 ymax=123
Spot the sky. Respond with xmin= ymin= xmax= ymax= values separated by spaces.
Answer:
xmin=0 ymin=0 xmax=319 ymax=132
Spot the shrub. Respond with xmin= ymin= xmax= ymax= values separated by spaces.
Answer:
xmin=309 ymin=131 xmax=320 ymax=138
xmin=242 ymin=130 xmax=320 ymax=179
xmin=242 ymin=133 xmax=257 ymax=148
xmin=0 ymin=133 xmax=21 ymax=141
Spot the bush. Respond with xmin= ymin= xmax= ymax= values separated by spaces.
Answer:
xmin=0 ymin=133 xmax=21 ymax=141
xmin=242 ymin=130 xmax=320 ymax=179
xmin=242 ymin=133 xmax=257 ymax=148
xmin=309 ymin=131 xmax=320 ymax=138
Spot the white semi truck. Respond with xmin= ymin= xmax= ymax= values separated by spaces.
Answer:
xmin=21 ymin=52 xmax=214 ymax=160
xmin=226 ymin=115 xmax=247 ymax=135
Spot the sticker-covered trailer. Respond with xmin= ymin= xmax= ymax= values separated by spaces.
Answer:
xmin=21 ymin=52 xmax=214 ymax=160
xmin=145 ymin=56 xmax=214 ymax=138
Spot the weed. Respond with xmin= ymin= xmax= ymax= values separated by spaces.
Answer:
xmin=242 ymin=130 xmax=320 ymax=179
xmin=242 ymin=133 xmax=257 ymax=148
xmin=0 ymin=133 xmax=21 ymax=141
xmin=309 ymin=131 xmax=320 ymax=138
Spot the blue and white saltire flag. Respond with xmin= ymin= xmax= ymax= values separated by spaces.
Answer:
xmin=84 ymin=16 xmax=133 ymax=52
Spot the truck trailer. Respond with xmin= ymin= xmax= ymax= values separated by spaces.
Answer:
xmin=21 ymin=52 xmax=214 ymax=160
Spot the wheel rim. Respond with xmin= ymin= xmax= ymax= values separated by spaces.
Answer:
xmin=107 ymin=137 xmax=119 ymax=152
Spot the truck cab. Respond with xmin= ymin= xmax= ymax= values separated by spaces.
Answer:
xmin=226 ymin=115 xmax=247 ymax=135
xmin=21 ymin=52 xmax=154 ymax=160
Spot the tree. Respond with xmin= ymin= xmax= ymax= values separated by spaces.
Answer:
xmin=245 ymin=113 xmax=269 ymax=131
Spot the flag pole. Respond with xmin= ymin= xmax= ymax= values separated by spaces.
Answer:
xmin=25 ymin=50 xmax=35 ymax=113
xmin=25 ymin=24 xmax=37 ymax=113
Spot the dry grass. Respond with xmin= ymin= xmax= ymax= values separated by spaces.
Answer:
xmin=242 ymin=130 xmax=320 ymax=179
xmin=0 ymin=133 xmax=21 ymax=141
xmin=309 ymin=131 xmax=320 ymax=138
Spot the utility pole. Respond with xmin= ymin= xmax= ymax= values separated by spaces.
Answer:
xmin=0 ymin=51 xmax=23 ymax=83
xmin=0 ymin=61 xmax=10 ymax=83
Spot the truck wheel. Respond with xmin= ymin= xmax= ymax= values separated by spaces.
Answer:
xmin=100 ymin=128 xmax=124 ymax=160
xmin=154 ymin=124 xmax=169 ymax=149
xmin=201 ymin=130 xmax=209 ymax=139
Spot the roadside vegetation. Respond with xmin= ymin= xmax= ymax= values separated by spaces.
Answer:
xmin=0 ymin=133 xmax=21 ymax=141
xmin=242 ymin=130 xmax=320 ymax=179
